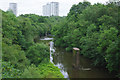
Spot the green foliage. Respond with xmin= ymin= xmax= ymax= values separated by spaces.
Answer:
xmin=26 ymin=43 xmax=49 ymax=65
xmin=46 ymin=16 xmax=65 ymax=34
xmin=2 ymin=11 xmax=19 ymax=44
xmin=37 ymin=62 xmax=64 ymax=78
xmin=52 ymin=2 xmax=120 ymax=76
xmin=2 ymin=1 xmax=120 ymax=78
xmin=21 ymin=64 xmax=41 ymax=78
xmin=2 ymin=10 xmax=64 ymax=78
xmin=18 ymin=14 xmax=48 ymax=38
xmin=21 ymin=63 xmax=64 ymax=78
xmin=2 ymin=61 xmax=22 ymax=78
xmin=2 ymin=11 xmax=52 ymax=50
xmin=2 ymin=42 xmax=30 ymax=70
xmin=67 ymin=1 xmax=91 ymax=22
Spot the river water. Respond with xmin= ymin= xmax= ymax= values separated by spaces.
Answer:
xmin=41 ymin=37 xmax=115 ymax=79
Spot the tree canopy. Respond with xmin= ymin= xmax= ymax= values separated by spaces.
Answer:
xmin=52 ymin=2 xmax=120 ymax=77
xmin=2 ymin=10 xmax=64 ymax=78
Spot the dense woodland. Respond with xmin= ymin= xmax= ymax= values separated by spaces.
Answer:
xmin=2 ymin=11 xmax=64 ymax=78
xmin=1 ymin=1 xmax=120 ymax=78
xmin=52 ymin=2 xmax=120 ymax=77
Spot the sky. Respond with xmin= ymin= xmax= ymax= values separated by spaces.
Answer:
xmin=0 ymin=0 xmax=109 ymax=16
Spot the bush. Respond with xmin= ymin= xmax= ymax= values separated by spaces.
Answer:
xmin=21 ymin=63 xmax=64 ymax=78
xmin=2 ymin=42 xmax=30 ymax=70
xmin=38 ymin=62 xmax=64 ymax=78
xmin=26 ymin=43 xmax=49 ymax=65
xmin=2 ymin=61 xmax=22 ymax=78
xmin=21 ymin=64 xmax=41 ymax=78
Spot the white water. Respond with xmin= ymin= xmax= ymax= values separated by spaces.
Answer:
xmin=40 ymin=38 xmax=53 ymax=40
xmin=50 ymin=41 xmax=54 ymax=64
xmin=49 ymin=41 xmax=69 ymax=79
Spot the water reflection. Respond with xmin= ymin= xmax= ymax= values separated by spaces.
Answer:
xmin=49 ymin=40 xmax=114 ymax=78
xmin=53 ymin=46 xmax=115 ymax=78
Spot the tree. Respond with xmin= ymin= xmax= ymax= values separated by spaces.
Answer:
xmin=26 ymin=43 xmax=49 ymax=65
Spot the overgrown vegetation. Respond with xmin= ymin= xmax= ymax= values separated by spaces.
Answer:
xmin=2 ymin=10 xmax=64 ymax=78
xmin=52 ymin=2 xmax=120 ymax=77
xmin=2 ymin=1 xmax=120 ymax=78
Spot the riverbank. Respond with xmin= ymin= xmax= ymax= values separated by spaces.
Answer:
xmin=38 ymin=37 xmax=64 ymax=78
xmin=53 ymin=47 xmax=116 ymax=78
xmin=39 ymin=37 xmax=116 ymax=78
xmin=51 ymin=2 xmax=120 ymax=77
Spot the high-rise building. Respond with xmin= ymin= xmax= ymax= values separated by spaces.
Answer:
xmin=43 ymin=3 xmax=51 ymax=16
xmin=50 ymin=2 xmax=59 ymax=16
xmin=43 ymin=2 xmax=59 ymax=16
xmin=9 ymin=3 xmax=17 ymax=16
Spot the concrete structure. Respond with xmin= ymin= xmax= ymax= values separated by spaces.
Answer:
xmin=43 ymin=2 xmax=59 ymax=16
xmin=43 ymin=3 xmax=51 ymax=16
xmin=9 ymin=3 xmax=17 ymax=16
xmin=73 ymin=48 xmax=80 ymax=69
xmin=50 ymin=2 xmax=59 ymax=16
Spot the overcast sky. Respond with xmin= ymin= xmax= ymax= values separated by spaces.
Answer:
xmin=0 ymin=0 xmax=109 ymax=16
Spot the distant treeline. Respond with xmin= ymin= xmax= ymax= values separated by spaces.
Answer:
xmin=51 ymin=2 xmax=120 ymax=77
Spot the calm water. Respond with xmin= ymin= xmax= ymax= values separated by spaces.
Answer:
xmin=49 ymin=41 xmax=115 ymax=78
xmin=39 ymin=37 xmax=115 ymax=79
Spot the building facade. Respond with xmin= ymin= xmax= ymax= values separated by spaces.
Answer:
xmin=9 ymin=3 xmax=17 ymax=16
xmin=43 ymin=2 xmax=59 ymax=16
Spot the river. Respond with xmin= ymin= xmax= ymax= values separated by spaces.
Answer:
xmin=41 ymin=37 xmax=115 ymax=79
